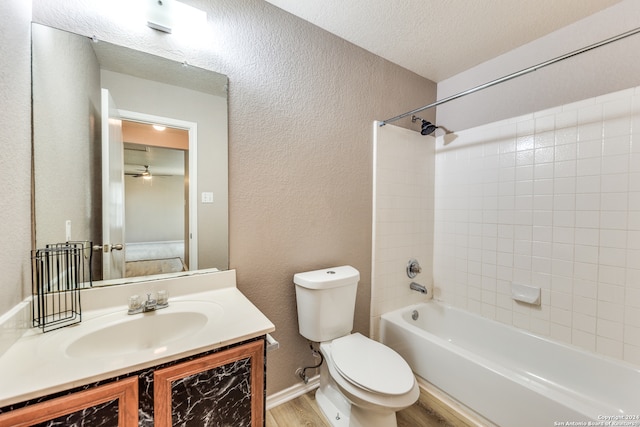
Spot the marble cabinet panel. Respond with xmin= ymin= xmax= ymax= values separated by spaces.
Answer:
xmin=154 ymin=340 xmax=264 ymax=427
xmin=0 ymin=377 xmax=138 ymax=427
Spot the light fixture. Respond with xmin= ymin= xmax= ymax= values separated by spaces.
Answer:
xmin=152 ymin=124 xmax=166 ymax=131
xmin=146 ymin=0 xmax=207 ymax=35
xmin=147 ymin=0 xmax=175 ymax=33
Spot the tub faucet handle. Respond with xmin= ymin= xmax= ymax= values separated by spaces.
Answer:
xmin=407 ymin=259 xmax=422 ymax=278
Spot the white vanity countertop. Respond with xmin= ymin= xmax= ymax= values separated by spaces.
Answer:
xmin=0 ymin=270 xmax=275 ymax=407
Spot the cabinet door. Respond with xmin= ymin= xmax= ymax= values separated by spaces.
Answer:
xmin=154 ymin=340 xmax=264 ymax=427
xmin=0 ymin=376 xmax=138 ymax=427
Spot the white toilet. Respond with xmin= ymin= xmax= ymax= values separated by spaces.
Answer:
xmin=294 ymin=266 xmax=419 ymax=427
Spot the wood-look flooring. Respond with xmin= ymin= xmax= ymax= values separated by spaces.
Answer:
xmin=266 ymin=387 xmax=474 ymax=427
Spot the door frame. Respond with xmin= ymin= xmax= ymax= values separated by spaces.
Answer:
xmin=118 ymin=110 xmax=199 ymax=271
xmin=101 ymin=89 xmax=126 ymax=280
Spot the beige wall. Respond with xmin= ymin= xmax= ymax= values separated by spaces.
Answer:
xmin=27 ymin=0 xmax=436 ymax=395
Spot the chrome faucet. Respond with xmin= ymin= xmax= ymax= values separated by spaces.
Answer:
xmin=410 ymin=282 xmax=428 ymax=294
xmin=143 ymin=293 xmax=157 ymax=312
xmin=127 ymin=291 xmax=169 ymax=315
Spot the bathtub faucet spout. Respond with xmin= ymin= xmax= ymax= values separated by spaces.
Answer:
xmin=410 ymin=282 xmax=428 ymax=294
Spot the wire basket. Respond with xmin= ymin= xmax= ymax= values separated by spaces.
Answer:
xmin=31 ymin=241 xmax=92 ymax=332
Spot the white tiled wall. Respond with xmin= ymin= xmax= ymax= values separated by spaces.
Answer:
xmin=371 ymin=122 xmax=435 ymax=337
xmin=433 ymin=86 xmax=640 ymax=365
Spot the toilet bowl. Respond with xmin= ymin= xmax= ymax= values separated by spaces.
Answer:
xmin=315 ymin=333 xmax=419 ymax=427
xmin=293 ymin=266 xmax=419 ymax=427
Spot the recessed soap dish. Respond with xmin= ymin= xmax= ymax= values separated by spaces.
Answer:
xmin=511 ymin=282 xmax=541 ymax=306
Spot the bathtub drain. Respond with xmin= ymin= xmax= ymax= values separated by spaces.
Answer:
xmin=411 ymin=310 xmax=419 ymax=321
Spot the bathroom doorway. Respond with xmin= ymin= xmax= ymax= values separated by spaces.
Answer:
xmin=112 ymin=111 xmax=198 ymax=280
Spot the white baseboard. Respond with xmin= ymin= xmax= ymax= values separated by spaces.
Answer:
xmin=266 ymin=375 xmax=320 ymax=410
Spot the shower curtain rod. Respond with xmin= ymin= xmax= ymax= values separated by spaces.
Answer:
xmin=379 ymin=26 xmax=640 ymax=126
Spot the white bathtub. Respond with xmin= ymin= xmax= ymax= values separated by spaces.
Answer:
xmin=380 ymin=302 xmax=640 ymax=427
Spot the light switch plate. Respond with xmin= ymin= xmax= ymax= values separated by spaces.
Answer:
xmin=201 ymin=192 xmax=214 ymax=203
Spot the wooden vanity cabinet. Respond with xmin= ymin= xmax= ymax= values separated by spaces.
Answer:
xmin=0 ymin=338 xmax=265 ymax=427
xmin=154 ymin=340 xmax=264 ymax=427
xmin=0 ymin=377 xmax=138 ymax=427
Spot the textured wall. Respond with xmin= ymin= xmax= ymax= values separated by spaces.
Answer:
xmin=217 ymin=0 xmax=435 ymax=394
xmin=0 ymin=0 xmax=32 ymax=317
xmin=29 ymin=0 xmax=436 ymax=395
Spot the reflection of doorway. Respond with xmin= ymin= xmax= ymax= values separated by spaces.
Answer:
xmin=124 ymin=140 xmax=186 ymax=276
xmin=118 ymin=113 xmax=198 ymax=277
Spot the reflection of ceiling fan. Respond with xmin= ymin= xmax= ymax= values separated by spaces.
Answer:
xmin=125 ymin=164 xmax=175 ymax=179
xmin=127 ymin=165 xmax=176 ymax=180
xmin=126 ymin=165 xmax=153 ymax=179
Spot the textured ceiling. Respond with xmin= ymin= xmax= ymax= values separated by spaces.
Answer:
xmin=264 ymin=0 xmax=623 ymax=82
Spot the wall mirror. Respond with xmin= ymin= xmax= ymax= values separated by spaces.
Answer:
xmin=32 ymin=23 xmax=229 ymax=288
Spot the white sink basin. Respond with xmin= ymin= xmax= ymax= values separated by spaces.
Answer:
xmin=52 ymin=301 xmax=224 ymax=359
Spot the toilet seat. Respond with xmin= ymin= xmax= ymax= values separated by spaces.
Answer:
xmin=331 ymin=333 xmax=415 ymax=396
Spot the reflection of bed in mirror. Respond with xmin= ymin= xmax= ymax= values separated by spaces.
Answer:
xmin=122 ymin=129 xmax=188 ymax=277
xmin=125 ymin=241 xmax=187 ymax=277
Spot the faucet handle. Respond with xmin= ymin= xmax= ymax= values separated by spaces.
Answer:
xmin=157 ymin=290 xmax=168 ymax=306
xmin=407 ymin=259 xmax=422 ymax=278
xmin=128 ymin=295 xmax=142 ymax=312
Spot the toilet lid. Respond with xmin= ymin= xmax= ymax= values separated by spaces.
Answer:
xmin=331 ymin=333 xmax=414 ymax=395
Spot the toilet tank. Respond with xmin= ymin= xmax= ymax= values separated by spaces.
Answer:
xmin=293 ymin=265 xmax=360 ymax=342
